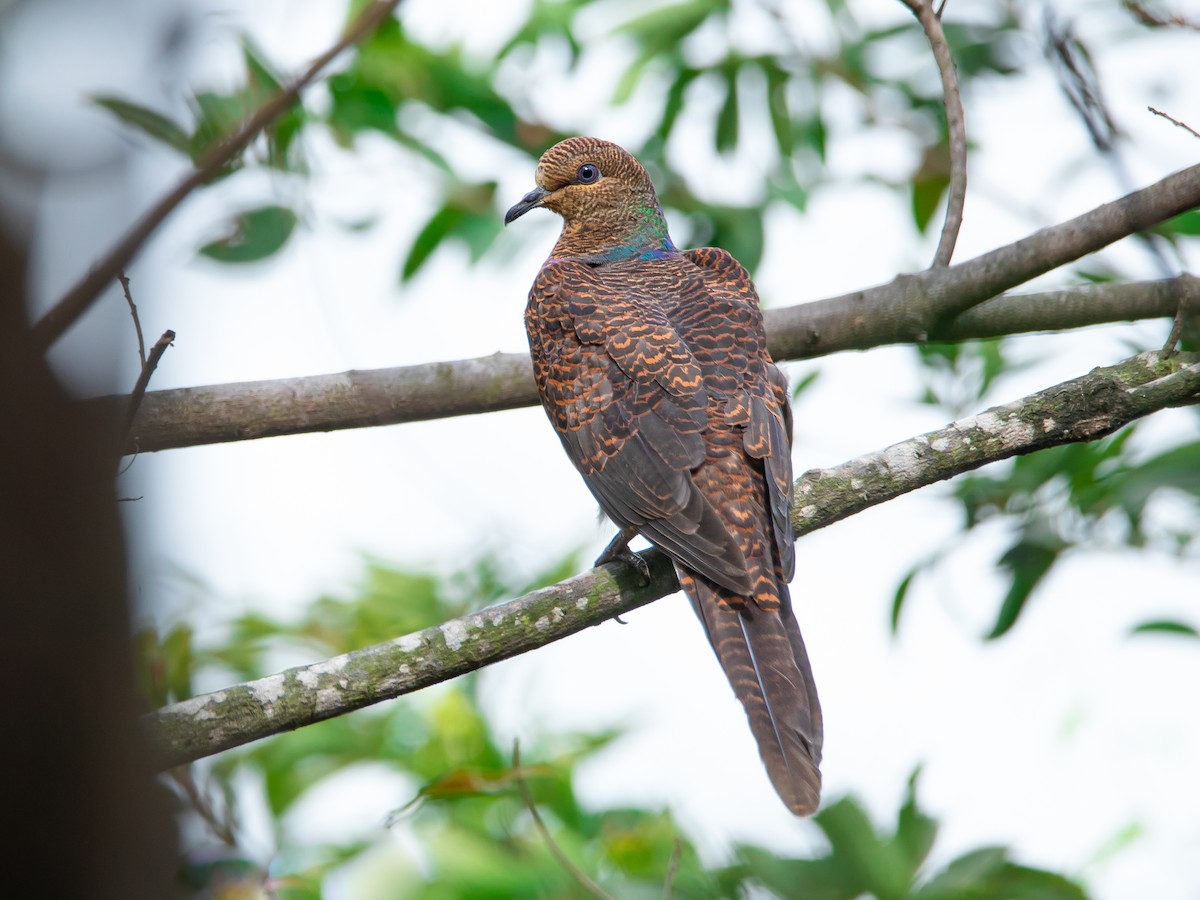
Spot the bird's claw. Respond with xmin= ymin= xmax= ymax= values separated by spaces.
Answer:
xmin=595 ymin=530 xmax=651 ymax=587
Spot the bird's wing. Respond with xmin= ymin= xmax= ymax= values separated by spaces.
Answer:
xmin=683 ymin=247 xmax=796 ymax=581
xmin=672 ymin=247 xmax=820 ymax=814
xmin=525 ymin=259 xmax=751 ymax=592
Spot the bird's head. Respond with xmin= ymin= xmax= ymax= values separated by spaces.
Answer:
xmin=505 ymin=137 xmax=675 ymax=261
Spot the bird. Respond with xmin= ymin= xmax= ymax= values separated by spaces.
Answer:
xmin=505 ymin=137 xmax=822 ymax=816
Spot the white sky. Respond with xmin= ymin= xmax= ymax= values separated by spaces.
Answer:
xmin=5 ymin=0 xmax=1200 ymax=896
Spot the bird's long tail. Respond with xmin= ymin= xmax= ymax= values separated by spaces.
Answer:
xmin=678 ymin=568 xmax=823 ymax=815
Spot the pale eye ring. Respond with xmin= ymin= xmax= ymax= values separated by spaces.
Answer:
xmin=576 ymin=163 xmax=600 ymax=184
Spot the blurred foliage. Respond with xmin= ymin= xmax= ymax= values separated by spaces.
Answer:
xmin=896 ymin=387 xmax=1200 ymax=639
xmin=142 ymin=555 xmax=1088 ymax=898
xmin=92 ymin=0 xmax=1039 ymax=277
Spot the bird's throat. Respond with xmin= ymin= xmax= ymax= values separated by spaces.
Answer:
xmin=551 ymin=214 xmax=677 ymax=265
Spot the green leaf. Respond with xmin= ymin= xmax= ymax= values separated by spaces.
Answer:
xmin=614 ymin=0 xmax=722 ymax=52
xmin=457 ymin=212 xmax=503 ymax=262
xmin=987 ymin=535 xmax=1065 ymax=640
xmin=1073 ymin=267 xmax=1121 ymax=284
xmin=760 ymin=58 xmax=794 ymax=157
xmin=917 ymin=846 xmax=1010 ymax=897
xmin=730 ymin=845 xmax=855 ymax=899
xmin=789 ymin=368 xmax=820 ymax=399
xmin=796 ymin=111 xmax=828 ymax=162
xmin=716 ymin=63 xmax=740 ymax=153
xmin=401 ymin=205 xmax=462 ymax=282
xmin=918 ymin=845 xmax=1088 ymax=899
xmin=701 ymin=206 xmax=764 ymax=273
xmin=327 ymin=74 xmax=400 ymax=142
xmin=199 ymin=205 xmax=298 ymax=263
xmin=891 ymin=566 xmax=918 ymax=634
xmin=91 ymin=95 xmax=191 ymax=155
xmin=162 ymin=623 xmax=195 ymax=702
xmin=912 ymin=172 xmax=949 ymax=234
xmin=242 ymin=37 xmax=284 ymax=100
xmin=655 ymin=67 xmax=700 ymax=140
xmin=1131 ymin=619 xmax=1199 ymax=638
xmin=895 ymin=769 xmax=937 ymax=876
xmin=770 ymin=169 xmax=809 ymax=211
xmin=613 ymin=52 xmax=655 ymax=105
xmin=1156 ymin=209 xmax=1200 ymax=236
xmin=815 ymin=796 xmax=912 ymax=899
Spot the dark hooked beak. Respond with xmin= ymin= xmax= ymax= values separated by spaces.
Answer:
xmin=504 ymin=186 xmax=550 ymax=225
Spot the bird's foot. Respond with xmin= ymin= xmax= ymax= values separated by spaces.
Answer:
xmin=595 ymin=528 xmax=651 ymax=586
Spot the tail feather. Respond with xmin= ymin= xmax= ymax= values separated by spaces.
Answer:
xmin=680 ymin=567 xmax=822 ymax=815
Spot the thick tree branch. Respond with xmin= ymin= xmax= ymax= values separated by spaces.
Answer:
xmin=120 ymin=352 xmax=538 ymax=453
xmin=105 ymin=274 xmax=1198 ymax=453
xmin=100 ymin=163 xmax=1200 ymax=452
xmin=147 ymin=550 xmax=678 ymax=770
xmin=791 ymin=272 xmax=1200 ymax=355
xmin=31 ymin=0 xmax=402 ymax=351
xmin=793 ymin=350 xmax=1200 ymax=534
xmin=767 ymin=161 xmax=1200 ymax=359
xmin=145 ymin=350 xmax=1200 ymax=769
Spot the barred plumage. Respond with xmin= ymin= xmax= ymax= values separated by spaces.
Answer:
xmin=507 ymin=137 xmax=822 ymax=815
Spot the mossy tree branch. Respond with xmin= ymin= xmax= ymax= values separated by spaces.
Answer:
xmin=146 ymin=350 xmax=1200 ymax=770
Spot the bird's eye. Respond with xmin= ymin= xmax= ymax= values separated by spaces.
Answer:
xmin=576 ymin=164 xmax=600 ymax=184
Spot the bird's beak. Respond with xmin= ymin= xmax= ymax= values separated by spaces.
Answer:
xmin=504 ymin=185 xmax=550 ymax=225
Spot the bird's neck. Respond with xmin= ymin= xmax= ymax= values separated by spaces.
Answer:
xmin=550 ymin=197 xmax=678 ymax=264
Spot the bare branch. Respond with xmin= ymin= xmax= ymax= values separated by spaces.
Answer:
xmin=1162 ymin=301 xmax=1190 ymax=358
xmin=122 ymin=330 xmax=175 ymax=446
xmin=167 ymin=767 xmax=237 ymax=847
xmin=100 ymin=274 xmax=1198 ymax=454
xmin=119 ymin=271 xmax=145 ymax=366
xmin=144 ymin=350 xmax=1200 ymax=768
xmin=30 ymin=0 xmax=403 ymax=352
xmin=663 ymin=837 xmax=683 ymax=900
xmin=513 ymin=741 xmax=615 ymax=900
xmin=1044 ymin=12 xmax=1120 ymax=155
xmin=1124 ymin=0 xmax=1200 ymax=31
xmin=935 ymin=273 xmax=1199 ymax=339
xmin=768 ymin=161 xmax=1200 ymax=358
xmin=900 ymin=0 xmax=968 ymax=267
xmin=1148 ymin=105 xmax=1200 ymax=141
xmin=119 ymin=351 xmax=537 ymax=453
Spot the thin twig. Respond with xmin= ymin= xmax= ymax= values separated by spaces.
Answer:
xmin=167 ymin=767 xmax=237 ymax=846
xmin=31 ymin=0 xmax=402 ymax=352
xmin=123 ymin=330 xmax=175 ymax=444
xmin=1162 ymin=306 xmax=1188 ymax=358
xmin=512 ymin=741 xmax=614 ymax=900
xmin=1148 ymin=106 xmax=1200 ymax=141
xmin=900 ymin=0 xmax=967 ymax=267
xmin=119 ymin=271 xmax=146 ymax=366
xmin=1123 ymin=0 xmax=1200 ymax=30
xmin=1045 ymin=12 xmax=1119 ymax=154
xmin=1161 ymin=274 xmax=1198 ymax=357
xmin=663 ymin=836 xmax=683 ymax=899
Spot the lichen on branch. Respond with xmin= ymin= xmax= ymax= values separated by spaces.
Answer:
xmin=146 ymin=350 xmax=1200 ymax=769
